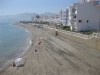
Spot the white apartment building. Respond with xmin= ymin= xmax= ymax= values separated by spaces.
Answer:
xmin=59 ymin=9 xmax=68 ymax=25
xmin=32 ymin=15 xmax=60 ymax=24
xmin=67 ymin=0 xmax=100 ymax=31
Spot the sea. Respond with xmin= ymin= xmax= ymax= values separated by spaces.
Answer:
xmin=0 ymin=23 xmax=31 ymax=68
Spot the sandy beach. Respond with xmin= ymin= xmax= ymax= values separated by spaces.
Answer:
xmin=0 ymin=24 xmax=100 ymax=75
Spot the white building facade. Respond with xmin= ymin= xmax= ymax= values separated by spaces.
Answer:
xmin=67 ymin=0 xmax=100 ymax=31
xmin=59 ymin=9 xmax=69 ymax=25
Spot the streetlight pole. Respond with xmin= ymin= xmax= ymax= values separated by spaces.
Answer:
xmin=61 ymin=10 xmax=63 ymax=25
xmin=98 ymin=20 xmax=100 ymax=37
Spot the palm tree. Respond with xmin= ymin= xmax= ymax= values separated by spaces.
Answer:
xmin=36 ymin=15 xmax=40 ymax=19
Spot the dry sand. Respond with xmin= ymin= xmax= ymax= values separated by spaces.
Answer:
xmin=0 ymin=24 xmax=100 ymax=75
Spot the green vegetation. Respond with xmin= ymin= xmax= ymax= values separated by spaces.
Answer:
xmin=55 ymin=24 xmax=97 ymax=35
xmin=20 ymin=21 xmax=50 ymax=25
xmin=20 ymin=21 xmax=33 ymax=24
xmin=39 ymin=21 xmax=50 ymax=25
xmin=79 ymin=31 xmax=95 ymax=35
xmin=55 ymin=25 xmax=62 ymax=29
xmin=61 ymin=26 xmax=71 ymax=31
xmin=56 ymin=25 xmax=71 ymax=31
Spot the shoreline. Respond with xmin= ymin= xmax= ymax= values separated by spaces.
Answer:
xmin=1 ymin=23 xmax=100 ymax=75
xmin=16 ymin=24 xmax=33 ymax=58
xmin=0 ymin=23 xmax=33 ymax=72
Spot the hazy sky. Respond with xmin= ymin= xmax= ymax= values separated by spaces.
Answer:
xmin=0 ymin=0 xmax=79 ymax=16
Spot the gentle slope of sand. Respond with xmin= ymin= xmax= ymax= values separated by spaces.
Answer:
xmin=0 ymin=24 xmax=100 ymax=75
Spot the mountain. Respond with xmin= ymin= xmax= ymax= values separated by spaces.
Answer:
xmin=0 ymin=12 xmax=57 ymax=23
xmin=40 ymin=12 xmax=57 ymax=16
xmin=0 ymin=13 xmax=37 ymax=23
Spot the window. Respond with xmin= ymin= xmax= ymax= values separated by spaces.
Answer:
xmin=79 ymin=20 xmax=82 ymax=23
xmin=74 ymin=15 xmax=76 ymax=18
xmin=72 ymin=8 xmax=76 ymax=13
xmin=87 ymin=20 xmax=89 ymax=23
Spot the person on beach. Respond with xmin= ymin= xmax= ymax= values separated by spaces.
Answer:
xmin=12 ymin=62 xmax=16 ymax=67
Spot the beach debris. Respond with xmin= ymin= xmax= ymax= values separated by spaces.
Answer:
xmin=12 ymin=62 xmax=16 ymax=67
xmin=38 ymin=38 xmax=43 ymax=45
xmin=38 ymin=41 xmax=42 ymax=45
xmin=14 ymin=58 xmax=24 ymax=67
xmin=55 ymin=30 xmax=58 ymax=36
xmin=33 ymin=49 xmax=37 ymax=53
xmin=35 ymin=49 xmax=37 ymax=52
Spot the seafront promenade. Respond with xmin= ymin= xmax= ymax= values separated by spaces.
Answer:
xmin=0 ymin=24 xmax=100 ymax=75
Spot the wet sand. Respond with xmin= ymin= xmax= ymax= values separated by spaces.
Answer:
xmin=0 ymin=24 xmax=100 ymax=75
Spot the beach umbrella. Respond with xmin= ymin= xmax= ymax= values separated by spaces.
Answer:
xmin=15 ymin=58 xmax=23 ymax=67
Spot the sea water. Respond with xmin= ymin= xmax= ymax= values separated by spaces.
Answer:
xmin=0 ymin=23 xmax=31 ymax=67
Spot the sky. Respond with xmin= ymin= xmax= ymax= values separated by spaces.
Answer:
xmin=0 ymin=0 xmax=79 ymax=16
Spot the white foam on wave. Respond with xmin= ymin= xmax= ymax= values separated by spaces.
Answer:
xmin=27 ymin=40 xmax=32 ymax=49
